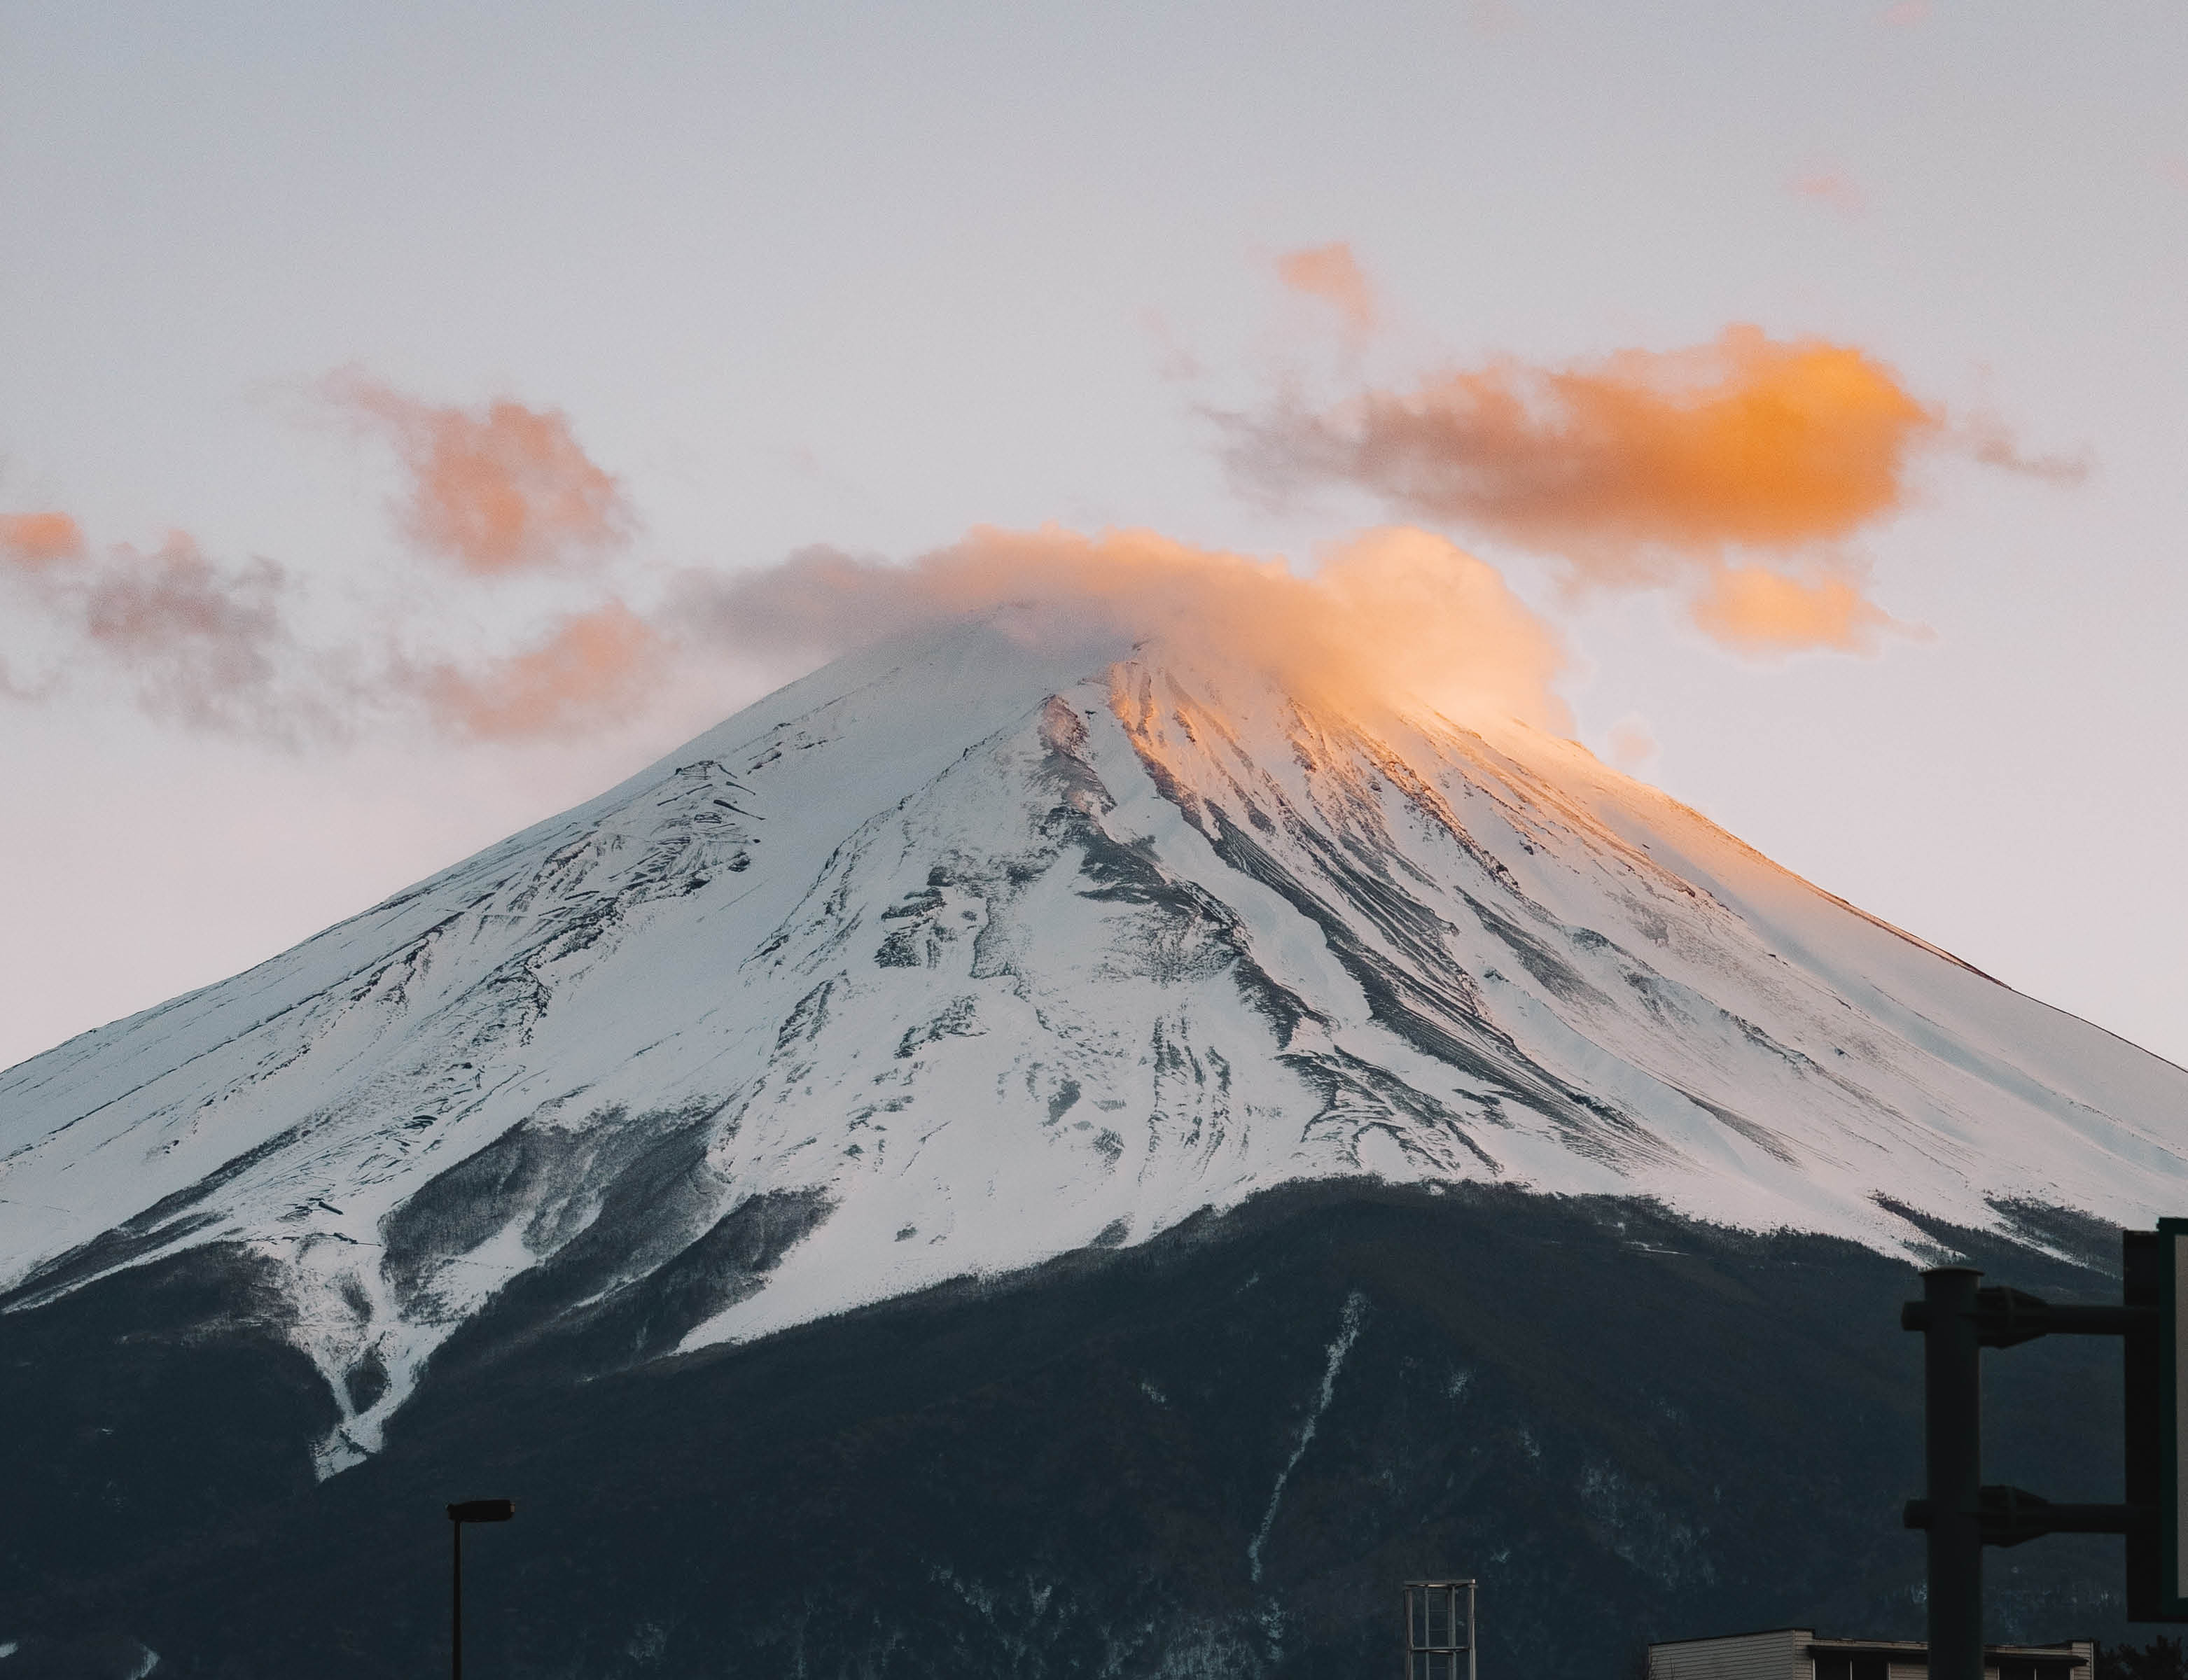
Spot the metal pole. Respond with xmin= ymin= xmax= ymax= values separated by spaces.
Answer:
xmin=1925 ymin=1267 xmax=1984 ymax=1680
xmin=452 ymin=1516 xmax=464 ymax=1680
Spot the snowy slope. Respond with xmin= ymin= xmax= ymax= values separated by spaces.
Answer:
xmin=4 ymin=617 xmax=2186 ymax=1471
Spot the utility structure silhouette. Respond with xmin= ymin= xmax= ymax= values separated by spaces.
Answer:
xmin=1902 ymin=1241 xmax=2177 ymax=1680
xmin=1404 ymin=1580 xmax=1477 ymax=1680
xmin=446 ymin=1498 xmax=515 ymax=1680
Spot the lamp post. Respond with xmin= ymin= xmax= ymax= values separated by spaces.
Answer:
xmin=447 ymin=1498 xmax=515 ymax=1680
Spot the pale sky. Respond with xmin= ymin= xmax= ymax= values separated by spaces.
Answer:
xmin=3 ymin=1 xmax=2184 ymax=1072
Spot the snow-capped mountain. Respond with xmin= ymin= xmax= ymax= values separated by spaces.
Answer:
xmin=5 ymin=617 xmax=2185 ymax=1474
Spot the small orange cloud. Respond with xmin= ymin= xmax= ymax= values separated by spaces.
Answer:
xmin=1276 ymin=242 xmax=1378 ymax=337
xmin=414 ymin=601 xmax=661 ymax=739
xmin=1881 ymin=0 xmax=1928 ymax=26
xmin=1789 ymin=169 xmax=1865 ymax=215
xmin=327 ymin=372 xmax=632 ymax=574
xmin=1688 ymin=565 xmax=1895 ymax=654
xmin=0 ymin=512 xmax=88 ymax=567
xmin=1228 ymin=326 xmax=1937 ymax=583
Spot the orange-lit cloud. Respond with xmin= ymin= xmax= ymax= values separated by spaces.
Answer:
xmin=1689 ymin=564 xmax=1898 ymax=654
xmin=1215 ymin=324 xmax=2040 ymax=652
xmin=1789 ymin=169 xmax=1865 ymax=214
xmin=1276 ymin=242 xmax=1378 ymax=337
xmin=0 ymin=512 xmax=88 ymax=568
xmin=326 ymin=372 xmax=632 ymax=574
xmin=671 ymin=523 xmax=1568 ymax=730
xmin=410 ymin=601 xmax=662 ymax=741
xmin=1228 ymin=326 xmax=1939 ymax=581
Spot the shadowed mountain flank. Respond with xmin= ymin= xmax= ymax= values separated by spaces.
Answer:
xmin=0 ymin=1184 xmax=2132 ymax=1679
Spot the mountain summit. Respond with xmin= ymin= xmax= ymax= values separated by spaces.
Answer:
xmin=5 ymin=618 xmax=2184 ymax=1475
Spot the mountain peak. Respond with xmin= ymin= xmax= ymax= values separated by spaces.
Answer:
xmin=6 ymin=624 xmax=2184 ymax=1473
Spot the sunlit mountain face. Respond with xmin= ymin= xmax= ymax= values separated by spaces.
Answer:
xmin=1 ymin=619 xmax=2173 ymax=1679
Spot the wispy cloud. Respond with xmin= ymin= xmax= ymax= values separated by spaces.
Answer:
xmin=670 ymin=523 xmax=1570 ymax=731
xmin=324 ymin=372 xmax=633 ymax=574
xmin=78 ymin=536 xmax=303 ymax=731
xmin=1688 ymin=564 xmax=1899 ymax=654
xmin=0 ymin=506 xmax=664 ymax=743
xmin=1275 ymin=242 xmax=1379 ymax=339
xmin=1962 ymin=415 xmax=2089 ymax=485
xmin=405 ymin=601 xmax=662 ymax=741
xmin=1 ymin=521 xmax=317 ymax=734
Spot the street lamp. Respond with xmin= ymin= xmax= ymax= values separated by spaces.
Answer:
xmin=446 ymin=1498 xmax=515 ymax=1680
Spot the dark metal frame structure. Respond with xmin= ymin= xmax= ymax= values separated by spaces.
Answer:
xmin=1404 ymin=1579 xmax=1477 ymax=1680
xmin=2156 ymin=1219 xmax=2188 ymax=1620
xmin=1902 ymin=1228 xmax=2187 ymax=1680
xmin=447 ymin=1497 xmax=515 ymax=1680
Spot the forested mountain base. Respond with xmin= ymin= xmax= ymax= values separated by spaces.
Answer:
xmin=0 ymin=1184 xmax=2133 ymax=1679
